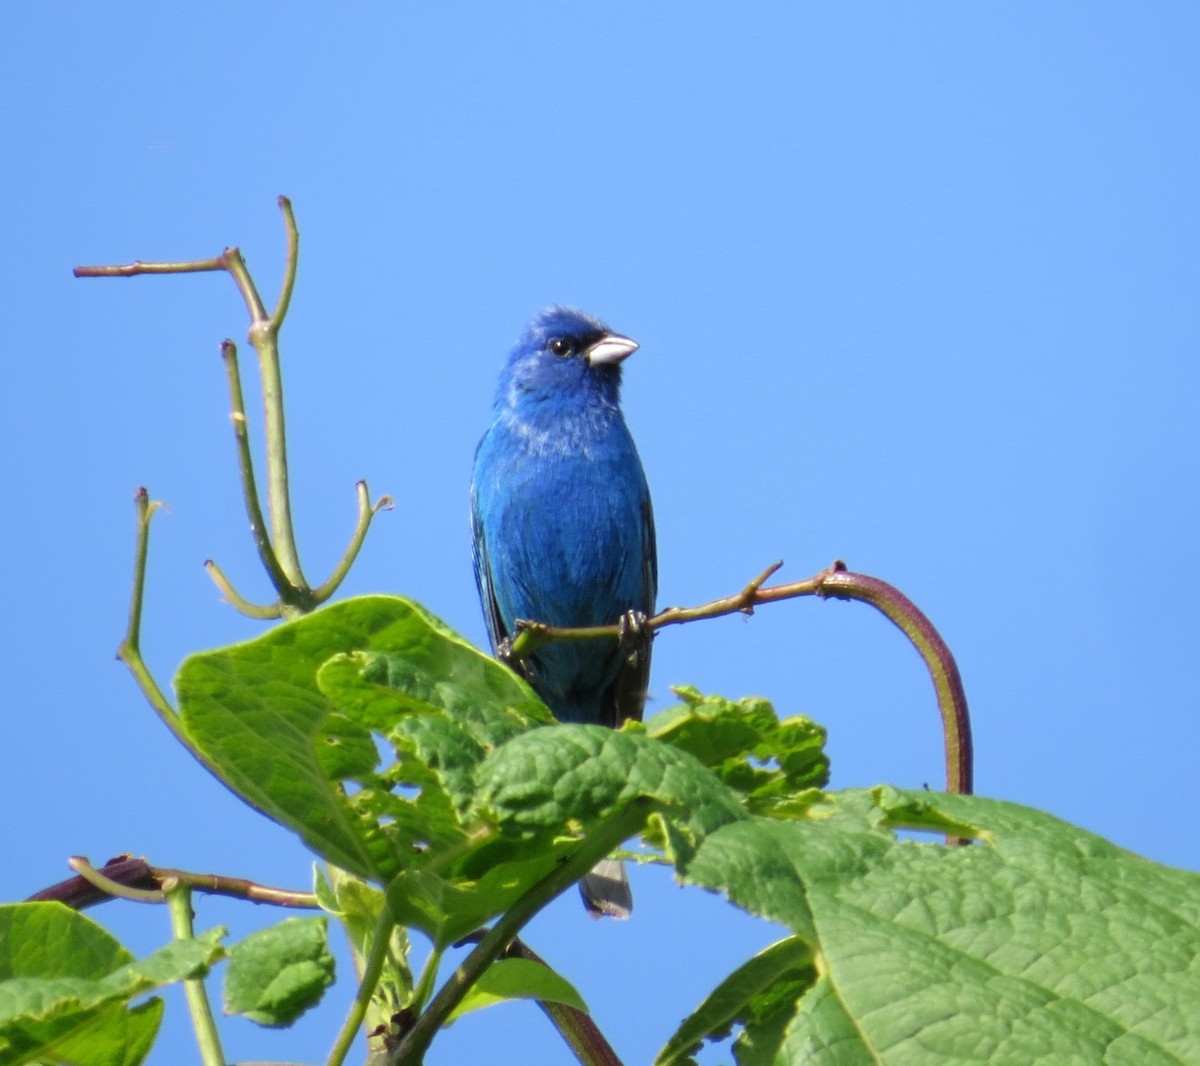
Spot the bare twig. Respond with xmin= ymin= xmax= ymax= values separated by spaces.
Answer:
xmin=77 ymin=198 xmax=389 ymax=621
xmin=28 ymin=854 xmax=318 ymax=911
xmin=312 ymin=484 xmax=395 ymax=606
xmin=510 ymin=560 xmax=973 ymax=799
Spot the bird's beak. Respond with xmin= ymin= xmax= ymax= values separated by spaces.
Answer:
xmin=586 ymin=333 xmax=639 ymax=366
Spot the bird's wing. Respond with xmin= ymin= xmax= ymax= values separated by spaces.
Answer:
xmin=471 ymin=484 xmax=541 ymax=692
xmin=470 ymin=484 xmax=510 ymax=655
xmin=606 ymin=493 xmax=657 ymax=727
xmin=642 ymin=492 xmax=658 ymax=612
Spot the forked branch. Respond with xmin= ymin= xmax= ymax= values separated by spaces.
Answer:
xmin=76 ymin=197 xmax=387 ymax=619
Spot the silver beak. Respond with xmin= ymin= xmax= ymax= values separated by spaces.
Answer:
xmin=586 ymin=333 xmax=639 ymax=366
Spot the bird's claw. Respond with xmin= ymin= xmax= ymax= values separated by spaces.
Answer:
xmin=618 ymin=609 xmax=652 ymax=667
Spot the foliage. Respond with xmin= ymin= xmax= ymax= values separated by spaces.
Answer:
xmin=13 ymin=207 xmax=1195 ymax=1065
xmin=6 ymin=597 xmax=1199 ymax=1063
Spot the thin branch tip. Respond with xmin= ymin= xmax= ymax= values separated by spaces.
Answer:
xmin=740 ymin=560 xmax=785 ymax=611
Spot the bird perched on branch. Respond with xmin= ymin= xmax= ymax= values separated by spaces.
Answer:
xmin=471 ymin=307 xmax=656 ymax=918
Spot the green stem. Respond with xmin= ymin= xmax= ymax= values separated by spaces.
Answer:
xmin=166 ymin=884 xmax=225 ymax=1066
xmin=249 ymin=318 xmax=307 ymax=598
xmin=204 ymin=558 xmax=284 ymax=620
xmin=116 ymin=492 xmax=204 ymax=753
xmin=224 ymin=209 xmax=309 ymax=600
xmin=221 ymin=246 xmax=268 ymax=324
xmin=313 ymin=482 xmax=394 ymax=605
xmin=326 ymin=904 xmax=397 ymax=1066
xmin=390 ymin=800 xmax=652 ymax=1065
xmin=218 ymin=339 xmax=293 ymax=600
xmin=117 ymin=490 xmax=277 ymax=811
xmin=410 ymin=946 xmax=445 ymax=1012
xmin=271 ymin=196 xmax=300 ymax=328
xmin=77 ymin=204 xmax=392 ymax=620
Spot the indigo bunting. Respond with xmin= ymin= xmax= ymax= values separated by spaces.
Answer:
xmin=471 ymin=307 xmax=656 ymax=917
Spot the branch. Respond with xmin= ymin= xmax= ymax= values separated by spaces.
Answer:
xmin=246 ymin=207 xmax=307 ymax=596
xmin=312 ymin=483 xmax=395 ymax=606
xmin=73 ymin=257 xmax=227 ymax=278
xmin=503 ymin=938 xmax=624 ymax=1066
xmin=27 ymin=854 xmax=318 ymax=911
xmin=77 ymin=199 xmax=387 ymax=619
xmin=270 ymin=195 xmax=300 ymax=329
xmin=510 ymin=561 xmax=973 ymax=798
xmin=116 ymin=489 xmax=228 ymax=778
xmin=216 ymin=338 xmax=294 ymax=605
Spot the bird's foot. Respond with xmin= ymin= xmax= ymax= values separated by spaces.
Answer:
xmin=617 ymin=609 xmax=653 ymax=667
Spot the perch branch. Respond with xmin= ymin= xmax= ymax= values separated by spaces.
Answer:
xmin=510 ymin=560 xmax=972 ymax=798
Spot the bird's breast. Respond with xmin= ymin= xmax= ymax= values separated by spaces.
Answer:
xmin=477 ymin=415 xmax=649 ymax=628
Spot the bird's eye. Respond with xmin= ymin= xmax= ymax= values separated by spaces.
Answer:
xmin=548 ymin=337 xmax=573 ymax=358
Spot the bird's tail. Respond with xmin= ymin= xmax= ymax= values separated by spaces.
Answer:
xmin=580 ymin=858 xmax=632 ymax=919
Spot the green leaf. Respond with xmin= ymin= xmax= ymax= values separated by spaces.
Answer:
xmin=175 ymin=595 xmax=547 ymax=883
xmin=386 ymin=839 xmax=578 ymax=949
xmin=0 ymin=903 xmax=223 ymax=1066
xmin=680 ymin=788 xmax=1200 ymax=1062
xmin=446 ymin=958 xmax=586 ymax=1023
xmin=776 ymin=974 xmax=874 ymax=1065
xmin=0 ymin=902 xmax=133 ymax=983
xmin=474 ymin=724 xmax=747 ymax=863
xmin=647 ymin=687 xmax=830 ymax=812
xmin=383 ymin=720 xmax=753 ymax=946
xmin=317 ymin=648 xmax=551 ymax=744
xmin=655 ymin=937 xmax=813 ymax=1065
xmin=224 ymin=916 xmax=334 ymax=1027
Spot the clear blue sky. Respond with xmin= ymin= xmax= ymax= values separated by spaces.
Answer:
xmin=3 ymin=5 xmax=1198 ymax=1064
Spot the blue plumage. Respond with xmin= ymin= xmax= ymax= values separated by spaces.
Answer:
xmin=471 ymin=307 xmax=656 ymax=916
xmin=471 ymin=307 xmax=656 ymax=725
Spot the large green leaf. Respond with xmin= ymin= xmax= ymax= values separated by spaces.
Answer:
xmin=0 ymin=903 xmax=222 ymax=1066
xmin=674 ymin=787 xmax=1200 ymax=1063
xmin=175 ymin=595 xmax=548 ymax=883
xmin=474 ymin=723 xmax=747 ymax=863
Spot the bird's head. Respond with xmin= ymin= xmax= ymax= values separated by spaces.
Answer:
xmin=499 ymin=307 xmax=638 ymax=410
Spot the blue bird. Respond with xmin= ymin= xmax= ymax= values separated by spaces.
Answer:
xmin=471 ymin=307 xmax=656 ymax=917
